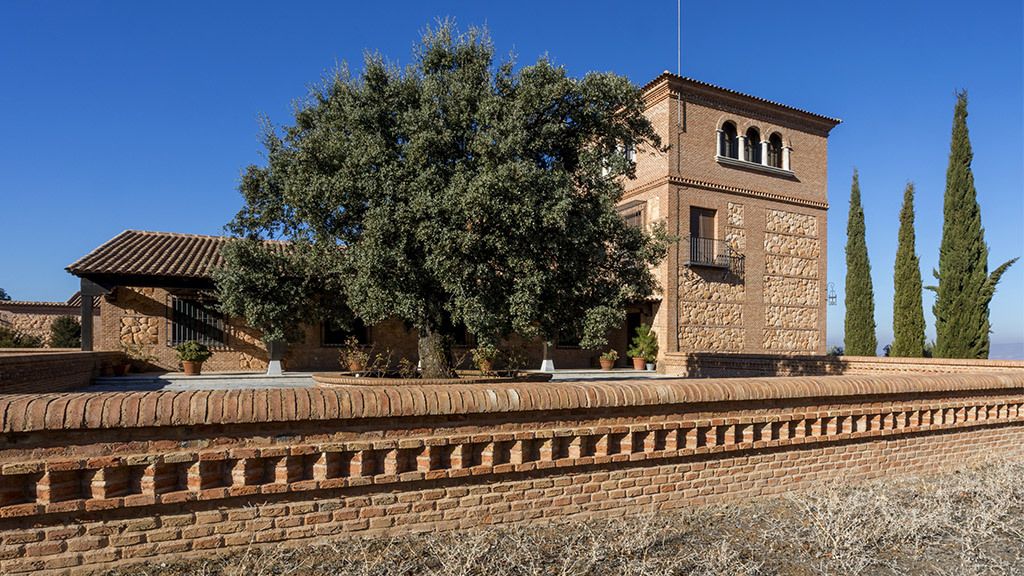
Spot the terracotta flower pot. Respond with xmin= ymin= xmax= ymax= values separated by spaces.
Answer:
xmin=632 ymin=357 xmax=646 ymax=370
xmin=477 ymin=359 xmax=494 ymax=373
xmin=348 ymin=361 xmax=366 ymax=373
xmin=599 ymin=358 xmax=614 ymax=371
xmin=182 ymin=361 xmax=203 ymax=376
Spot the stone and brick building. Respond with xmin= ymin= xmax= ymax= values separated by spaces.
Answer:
xmin=66 ymin=74 xmax=840 ymax=372
xmin=620 ymin=73 xmax=840 ymax=358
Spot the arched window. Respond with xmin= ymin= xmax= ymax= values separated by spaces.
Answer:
xmin=720 ymin=122 xmax=738 ymax=159
xmin=767 ymin=133 xmax=783 ymax=168
xmin=745 ymin=127 xmax=761 ymax=164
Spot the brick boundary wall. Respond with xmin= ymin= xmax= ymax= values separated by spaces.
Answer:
xmin=664 ymin=352 xmax=1024 ymax=377
xmin=0 ymin=373 xmax=1022 ymax=574
xmin=0 ymin=351 xmax=125 ymax=395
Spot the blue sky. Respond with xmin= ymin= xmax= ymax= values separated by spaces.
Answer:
xmin=1 ymin=1 xmax=1022 ymax=355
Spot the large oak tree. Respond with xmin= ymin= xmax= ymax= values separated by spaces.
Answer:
xmin=216 ymin=23 xmax=668 ymax=377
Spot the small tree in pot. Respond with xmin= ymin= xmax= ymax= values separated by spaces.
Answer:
xmin=174 ymin=340 xmax=212 ymax=376
xmin=627 ymin=323 xmax=658 ymax=370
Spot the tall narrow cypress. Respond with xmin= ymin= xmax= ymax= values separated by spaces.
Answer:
xmin=932 ymin=91 xmax=1017 ymax=359
xmin=891 ymin=182 xmax=926 ymax=357
xmin=844 ymin=169 xmax=877 ymax=356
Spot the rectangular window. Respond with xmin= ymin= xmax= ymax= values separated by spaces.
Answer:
xmin=167 ymin=296 xmax=227 ymax=347
xmin=617 ymin=200 xmax=646 ymax=229
xmin=323 ymin=318 xmax=369 ymax=347
xmin=556 ymin=329 xmax=582 ymax=349
xmin=689 ymin=207 xmax=717 ymax=265
xmin=451 ymin=323 xmax=477 ymax=348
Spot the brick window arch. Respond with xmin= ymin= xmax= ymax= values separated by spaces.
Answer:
xmin=719 ymin=122 xmax=738 ymax=159
xmin=768 ymin=133 xmax=784 ymax=168
xmin=745 ymin=127 xmax=761 ymax=164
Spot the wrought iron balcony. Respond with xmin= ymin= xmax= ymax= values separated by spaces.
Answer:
xmin=682 ymin=236 xmax=744 ymax=272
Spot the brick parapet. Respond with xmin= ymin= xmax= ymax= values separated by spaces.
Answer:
xmin=2 ymin=373 xmax=1022 ymax=433
xmin=665 ymin=352 xmax=1024 ymax=377
xmin=0 ymin=351 xmax=125 ymax=395
xmin=1 ymin=373 xmax=1022 ymax=574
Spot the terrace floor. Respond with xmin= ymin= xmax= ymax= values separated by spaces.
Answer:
xmin=87 ymin=369 xmax=678 ymax=391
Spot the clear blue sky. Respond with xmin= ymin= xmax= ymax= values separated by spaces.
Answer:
xmin=1 ymin=1 xmax=1022 ymax=355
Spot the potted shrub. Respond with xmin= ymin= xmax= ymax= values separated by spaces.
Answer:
xmin=339 ymin=336 xmax=370 ymax=373
xmin=598 ymin=349 xmax=618 ymax=371
xmin=174 ymin=340 xmax=212 ymax=376
xmin=628 ymin=323 xmax=659 ymax=371
xmin=119 ymin=341 xmax=154 ymax=373
xmin=472 ymin=344 xmax=499 ymax=374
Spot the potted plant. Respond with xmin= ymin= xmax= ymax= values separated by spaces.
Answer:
xmin=119 ymin=341 xmax=153 ymax=373
xmin=628 ymin=323 xmax=659 ymax=371
xmin=598 ymin=349 xmax=618 ymax=371
xmin=472 ymin=344 xmax=499 ymax=374
xmin=339 ymin=335 xmax=370 ymax=373
xmin=174 ymin=340 xmax=212 ymax=376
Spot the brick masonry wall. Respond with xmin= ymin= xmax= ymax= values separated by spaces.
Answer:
xmin=0 ymin=351 xmax=124 ymax=394
xmin=0 ymin=372 xmax=1021 ymax=574
xmin=664 ymin=352 xmax=1024 ymax=377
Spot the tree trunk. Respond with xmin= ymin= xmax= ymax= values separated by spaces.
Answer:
xmin=418 ymin=318 xmax=454 ymax=379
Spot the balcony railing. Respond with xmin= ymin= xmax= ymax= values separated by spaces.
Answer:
xmin=682 ymin=237 xmax=744 ymax=273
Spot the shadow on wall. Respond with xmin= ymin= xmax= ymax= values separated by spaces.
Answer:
xmin=682 ymin=353 xmax=849 ymax=378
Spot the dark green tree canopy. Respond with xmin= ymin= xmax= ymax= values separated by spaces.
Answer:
xmin=49 ymin=315 xmax=82 ymax=349
xmin=217 ymin=22 xmax=668 ymax=376
xmin=844 ymin=168 xmax=877 ymax=356
xmin=890 ymin=182 xmax=926 ymax=358
xmin=931 ymin=91 xmax=1016 ymax=359
xmin=0 ymin=287 xmax=10 ymax=301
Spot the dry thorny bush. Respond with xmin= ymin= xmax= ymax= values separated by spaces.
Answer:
xmin=105 ymin=458 xmax=1023 ymax=576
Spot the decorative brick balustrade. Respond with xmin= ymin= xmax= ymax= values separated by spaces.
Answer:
xmin=1 ymin=373 xmax=1022 ymax=574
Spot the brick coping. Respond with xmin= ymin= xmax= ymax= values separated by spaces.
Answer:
xmin=2 ymin=372 xmax=1023 ymax=434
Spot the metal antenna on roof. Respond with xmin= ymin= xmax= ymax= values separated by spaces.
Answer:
xmin=677 ymin=0 xmax=681 ymax=75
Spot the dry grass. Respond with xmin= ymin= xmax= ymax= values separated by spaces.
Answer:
xmin=102 ymin=458 xmax=1024 ymax=576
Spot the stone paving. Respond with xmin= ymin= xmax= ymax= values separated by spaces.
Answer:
xmin=88 ymin=368 xmax=679 ymax=391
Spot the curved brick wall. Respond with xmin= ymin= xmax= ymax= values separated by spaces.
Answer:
xmin=1 ymin=373 xmax=1022 ymax=574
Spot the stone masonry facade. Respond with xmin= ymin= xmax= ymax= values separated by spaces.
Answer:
xmin=0 ymin=302 xmax=98 ymax=347
xmin=620 ymin=74 xmax=838 ymax=358
xmin=98 ymin=286 xmax=622 ymax=372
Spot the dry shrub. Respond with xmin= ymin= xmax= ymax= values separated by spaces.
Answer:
xmin=100 ymin=457 xmax=1024 ymax=576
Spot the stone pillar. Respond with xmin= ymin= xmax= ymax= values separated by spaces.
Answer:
xmin=760 ymin=140 xmax=770 ymax=166
xmin=736 ymin=134 xmax=747 ymax=161
xmin=782 ymin=146 xmax=792 ymax=171
xmin=716 ymin=129 xmax=724 ymax=156
xmin=540 ymin=341 xmax=554 ymax=372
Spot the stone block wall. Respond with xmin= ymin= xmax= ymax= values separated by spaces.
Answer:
xmin=0 ymin=372 xmax=1021 ymax=575
xmin=0 ymin=302 xmax=98 ymax=347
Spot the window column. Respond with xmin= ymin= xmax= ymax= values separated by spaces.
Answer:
xmin=717 ymin=129 xmax=725 ymax=156
xmin=782 ymin=145 xmax=792 ymax=171
xmin=736 ymin=134 xmax=747 ymax=159
xmin=760 ymin=140 xmax=770 ymax=166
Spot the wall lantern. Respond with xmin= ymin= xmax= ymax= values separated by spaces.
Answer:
xmin=826 ymin=282 xmax=837 ymax=306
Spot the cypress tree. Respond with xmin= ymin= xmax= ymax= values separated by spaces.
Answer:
xmin=844 ymin=169 xmax=877 ymax=356
xmin=931 ymin=91 xmax=1017 ymax=359
xmin=891 ymin=182 xmax=926 ymax=357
